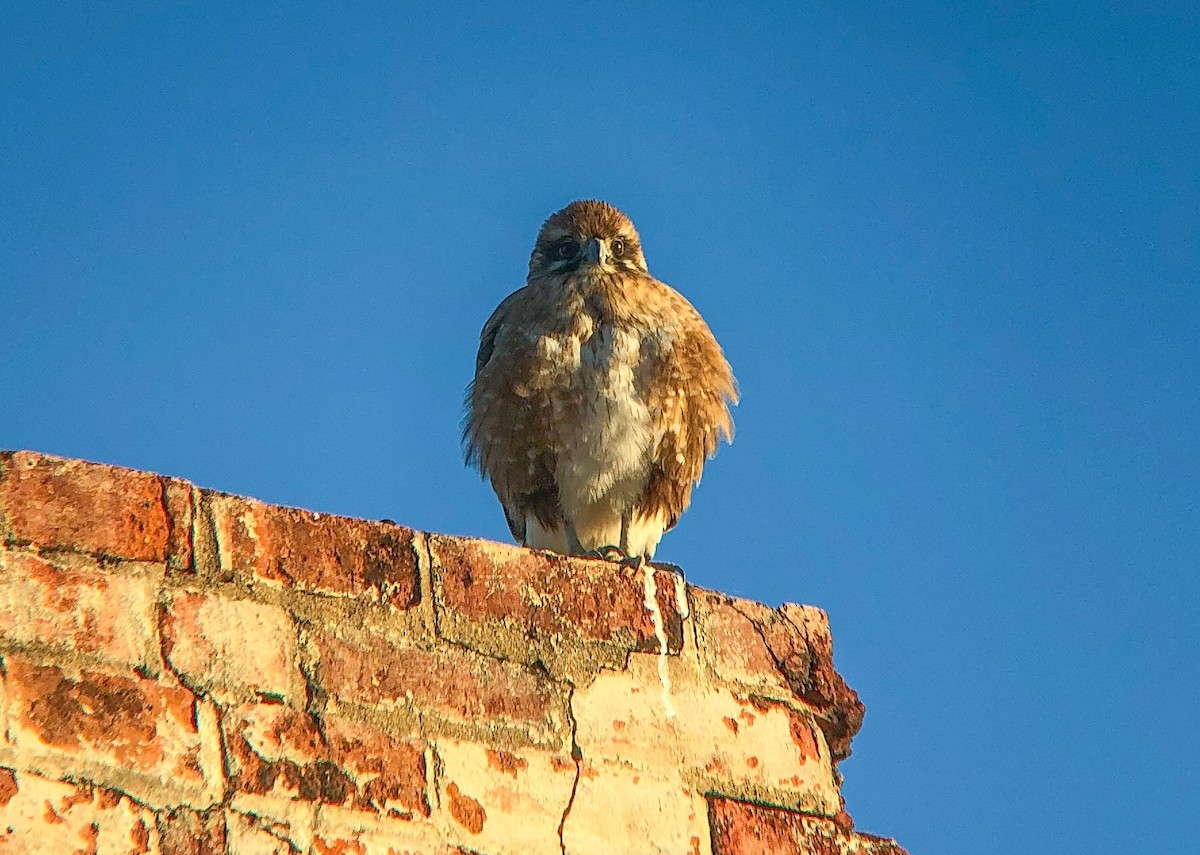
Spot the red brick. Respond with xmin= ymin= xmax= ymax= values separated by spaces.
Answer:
xmin=707 ymin=798 xmax=909 ymax=855
xmin=324 ymin=715 xmax=429 ymax=819
xmin=0 ymin=452 xmax=172 ymax=562
xmin=160 ymin=591 xmax=304 ymax=703
xmin=430 ymin=536 xmax=683 ymax=653
xmin=0 ymin=657 xmax=217 ymax=799
xmin=221 ymin=701 xmax=428 ymax=819
xmin=445 ymin=781 xmax=485 ymax=834
xmin=208 ymin=493 xmax=418 ymax=608
xmin=0 ymin=550 xmax=158 ymax=671
xmin=0 ymin=769 xmax=14 ymax=807
xmin=313 ymin=630 xmax=561 ymax=736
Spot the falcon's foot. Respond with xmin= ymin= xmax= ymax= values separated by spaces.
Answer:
xmin=583 ymin=546 xmax=658 ymax=579
xmin=619 ymin=552 xmax=654 ymax=578
xmin=589 ymin=545 xmax=628 ymax=563
xmin=649 ymin=560 xmax=686 ymax=582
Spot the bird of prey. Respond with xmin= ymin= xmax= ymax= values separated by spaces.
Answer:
xmin=464 ymin=200 xmax=737 ymax=562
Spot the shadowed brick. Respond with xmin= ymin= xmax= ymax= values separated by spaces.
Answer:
xmin=779 ymin=604 xmax=864 ymax=763
xmin=708 ymin=797 xmax=909 ymax=855
xmin=694 ymin=591 xmax=797 ymax=700
xmin=312 ymin=630 xmax=562 ymax=740
xmin=157 ymin=806 xmax=228 ymax=855
xmin=163 ymin=480 xmax=196 ymax=573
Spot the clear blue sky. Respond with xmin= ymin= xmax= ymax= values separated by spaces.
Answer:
xmin=2 ymin=3 xmax=1196 ymax=851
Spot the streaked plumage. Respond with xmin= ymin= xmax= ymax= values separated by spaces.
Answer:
xmin=464 ymin=200 xmax=737 ymax=560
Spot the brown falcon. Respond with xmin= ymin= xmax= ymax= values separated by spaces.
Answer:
xmin=464 ymin=200 xmax=737 ymax=560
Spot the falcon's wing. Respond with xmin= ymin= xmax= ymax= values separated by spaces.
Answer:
xmin=463 ymin=286 xmax=562 ymax=543
xmin=639 ymin=287 xmax=738 ymax=531
xmin=474 ymin=307 xmax=504 ymax=374
xmin=472 ymin=285 xmax=523 ymax=375
xmin=464 ymin=286 xmax=526 ymax=470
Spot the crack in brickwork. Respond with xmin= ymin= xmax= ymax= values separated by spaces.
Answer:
xmin=556 ymin=685 xmax=583 ymax=855
xmin=235 ymin=806 xmax=304 ymax=853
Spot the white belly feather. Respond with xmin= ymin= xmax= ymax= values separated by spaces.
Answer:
xmin=556 ymin=323 xmax=651 ymax=509
xmin=526 ymin=323 xmax=667 ymax=557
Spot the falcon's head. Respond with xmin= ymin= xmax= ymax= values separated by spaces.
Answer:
xmin=528 ymin=200 xmax=649 ymax=280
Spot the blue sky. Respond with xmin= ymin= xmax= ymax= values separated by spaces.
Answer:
xmin=2 ymin=3 xmax=1197 ymax=851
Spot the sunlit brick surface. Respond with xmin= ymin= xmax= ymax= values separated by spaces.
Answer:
xmin=0 ymin=450 xmax=905 ymax=854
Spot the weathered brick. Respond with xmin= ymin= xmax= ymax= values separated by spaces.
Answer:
xmin=430 ymin=535 xmax=684 ymax=653
xmin=312 ymin=630 xmax=565 ymax=745
xmin=224 ymin=810 xmax=298 ymax=854
xmin=0 ymin=549 xmax=160 ymax=672
xmin=779 ymin=604 xmax=864 ymax=763
xmin=226 ymin=798 xmax=314 ymax=855
xmin=434 ymin=739 xmax=576 ymax=854
xmin=157 ymin=805 xmax=228 ymax=854
xmin=708 ymin=797 xmax=910 ymax=855
xmin=161 ymin=591 xmax=304 ymax=704
xmin=561 ymin=763 xmax=711 ymax=855
xmin=208 ymin=493 xmax=418 ymax=608
xmin=309 ymin=816 xmax=460 ymax=855
xmin=0 ymin=768 xmax=159 ymax=854
xmin=694 ymin=591 xmax=796 ymax=701
xmin=323 ymin=717 xmax=428 ymax=820
xmin=571 ymin=653 xmax=841 ymax=815
xmin=222 ymin=701 xmax=428 ymax=820
xmin=0 ymin=451 xmax=172 ymax=562
xmin=0 ymin=657 xmax=223 ymax=807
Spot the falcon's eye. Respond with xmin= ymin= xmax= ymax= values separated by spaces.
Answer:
xmin=555 ymin=239 xmax=579 ymax=259
xmin=611 ymin=238 xmax=626 ymax=257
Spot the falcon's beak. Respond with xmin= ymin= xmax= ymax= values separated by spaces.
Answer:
xmin=582 ymin=238 xmax=610 ymax=268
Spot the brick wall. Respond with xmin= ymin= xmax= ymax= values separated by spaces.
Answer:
xmin=0 ymin=450 xmax=907 ymax=855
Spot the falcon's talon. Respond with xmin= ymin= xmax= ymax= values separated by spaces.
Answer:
xmin=591 ymin=545 xmax=627 ymax=562
xmin=615 ymin=554 xmax=648 ymax=578
xmin=650 ymin=560 xmax=687 ymax=581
